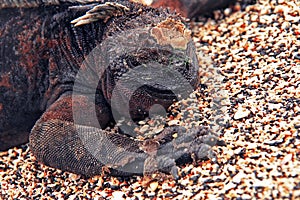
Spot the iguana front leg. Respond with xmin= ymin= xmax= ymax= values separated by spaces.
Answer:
xmin=29 ymin=93 xmax=160 ymax=177
xmin=29 ymin=94 xmax=150 ymax=176
xmin=29 ymin=94 xmax=156 ymax=177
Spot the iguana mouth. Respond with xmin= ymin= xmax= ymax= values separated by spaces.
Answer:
xmin=138 ymin=84 xmax=178 ymax=102
xmin=127 ymin=85 xmax=177 ymax=121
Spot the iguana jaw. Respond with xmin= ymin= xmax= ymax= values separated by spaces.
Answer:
xmin=96 ymin=16 xmax=198 ymax=122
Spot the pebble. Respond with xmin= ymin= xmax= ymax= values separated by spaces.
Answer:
xmin=232 ymin=172 xmax=243 ymax=184
xmin=224 ymin=181 xmax=237 ymax=192
xmin=234 ymin=107 xmax=251 ymax=120
xmin=167 ymin=119 xmax=181 ymax=126
xmin=153 ymin=125 xmax=164 ymax=134
xmin=139 ymin=125 xmax=149 ymax=133
xmin=112 ymin=191 xmax=125 ymax=200
xmin=149 ymin=181 xmax=159 ymax=192
xmin=281 ymin=154 xmax=293 ymax=165
xmin=268 ymin=102 xmax=282 ymax=110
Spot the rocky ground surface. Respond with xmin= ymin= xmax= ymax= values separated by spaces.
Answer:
xmin=1 ymin=0 xmax=299 ymax=199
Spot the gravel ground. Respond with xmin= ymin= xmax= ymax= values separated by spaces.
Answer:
xmin=1 ymin=0 xmax=299 ymax=199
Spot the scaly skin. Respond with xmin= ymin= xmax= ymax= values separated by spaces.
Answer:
xmin=0 ymin=0 xmax=218 ymax=177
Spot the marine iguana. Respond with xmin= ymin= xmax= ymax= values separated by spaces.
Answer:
xmin=0 ymin=0 xmax=218 ymax=178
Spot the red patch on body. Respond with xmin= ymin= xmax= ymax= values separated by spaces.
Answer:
xmin=17 ymin=21 xmax=43 ymax=71
xmin=0 ymin=74 xmax=12 ymax=88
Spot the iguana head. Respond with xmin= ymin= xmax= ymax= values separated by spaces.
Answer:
xmin=100 ymin=19 xmax=199 ymax=121
xmin=72 ymin=2 xmax=199 ymax=122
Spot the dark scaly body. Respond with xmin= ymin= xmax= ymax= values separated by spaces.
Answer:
xmin=0 ymin=1 xmax=108 ymax=150
xmin=0 ymin=0 xmax=218 ymax=177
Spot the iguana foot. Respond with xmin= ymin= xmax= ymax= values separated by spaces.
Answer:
xmin=142 ymin=126 xmax=219 ymax=179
